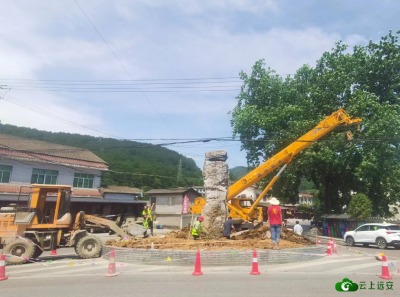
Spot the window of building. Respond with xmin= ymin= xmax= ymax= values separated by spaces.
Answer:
xmin=150 ymin=197 xmax=156 ymax=205
xmin=73 ymin=173 xmax=94 ymax=188
xmin=31 ymin=169 xmax=58 ymax=184
xmin=0 ymin=165 xmax=12 ymax=183
xmin=168 ymin=197 xmax=175 ymax=206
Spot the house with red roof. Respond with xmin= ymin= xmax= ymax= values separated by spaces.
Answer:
xmin=0 ymin=134 xmax=145 ymax=217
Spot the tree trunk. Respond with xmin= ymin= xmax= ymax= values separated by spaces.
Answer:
xmin=324 ymin=177 xmax=332 ymax=214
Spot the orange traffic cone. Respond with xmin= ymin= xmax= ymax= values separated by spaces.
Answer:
xmin=318 ymin=238 xmax=321 ymax=245
xmin=50 ymin=249 xmax=57 ymax=256
xmin=0 ymin=254 xmax=8 ymax=281
xmin=250 ymin=250 xmax=260 ymax=275
xmin=380 ymin=255 xmax=392 ymax=280
xmin=105 ymin=249 xmax=118 ymax=277
xmin=326 ymin=242 xmax=332 ymax=255
xmin=192 ymin=250 xmax=203 ymax=276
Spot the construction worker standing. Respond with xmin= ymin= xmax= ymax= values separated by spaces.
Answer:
xmin=192 ymin=216 xmax=204 ymax=240
xmin=143 ymin=203 xmax=155 ymax=236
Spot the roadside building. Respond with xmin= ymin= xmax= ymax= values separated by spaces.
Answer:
xmin=0 ymin=135 xmax=145 ymax=216
xmin=298 ymin=193 xmax=313 ymax=205
xmin=235 ymin=186 xmax=263 ymax=200
xmin=145 ymin=187 xmax=201 ymax=229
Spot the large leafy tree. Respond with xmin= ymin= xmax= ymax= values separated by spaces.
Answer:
xmin=348 ymin=193 xmax=373 ymax=220
xmin=231 ymin=31 xmax=400 ymax=216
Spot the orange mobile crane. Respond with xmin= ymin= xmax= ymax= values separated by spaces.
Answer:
xmin=190 ymin=108 xmax=361 ymax=230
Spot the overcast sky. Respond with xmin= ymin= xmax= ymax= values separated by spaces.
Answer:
xmin=0 ymin=0 xmax=398 ymax=169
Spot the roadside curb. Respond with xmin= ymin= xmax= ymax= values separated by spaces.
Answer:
xmin=102 ymin=245 xmax=324 ymax=266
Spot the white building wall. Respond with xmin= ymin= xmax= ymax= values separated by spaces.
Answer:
xmin=0 ymin=158 xmax=103 ymax=188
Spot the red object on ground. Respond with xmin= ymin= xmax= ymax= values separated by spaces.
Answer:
xmin=318 ymin=238 xmax=321 ymax=245
xmin=326 ymin=242 xmax=332 ymax=255
xmin=50 ymin=249 xmax=57 ymax=256
xmin=0 ymin=254 xmax=8 ymax=281
xmin=250 ymin=250 xmax=261 ymax=275
xmin=192 ymin=250 xmax=203 ymax=276
xmin=380 ymin=255 xmax=392 ymax=280
xmin=105 ymin=249 xmax=118 ymax=277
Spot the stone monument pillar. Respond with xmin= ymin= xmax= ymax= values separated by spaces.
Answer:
xmin=201 ymin=150 xmax=229 ymax=239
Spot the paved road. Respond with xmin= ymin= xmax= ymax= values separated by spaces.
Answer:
xmin=2 ymin=240 xmax=400 ymax=297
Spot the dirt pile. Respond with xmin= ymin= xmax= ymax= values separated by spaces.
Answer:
xmin=106 ymin=225 xmax=313 ymax=251
xmin=233 ymin=226 xmax=312 ymax=245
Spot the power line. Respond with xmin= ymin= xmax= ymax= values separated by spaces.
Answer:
xmin=0 ymin=77 xmax=241 ymax=82
xmin=7 ymin=88 xmax=241 ymax=93
xmin=0 ymin=80 xmax=242 ymax=86
xmin=3 ymin=85 xmax=241 ymax=90
xmin=73 ymin=0 xmax=177 ymax=137
xmin=1 ymin=93 xmax=120 ymax=138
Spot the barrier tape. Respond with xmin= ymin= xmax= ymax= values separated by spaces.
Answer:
xmin=0 ymin=227 xmax=44 ymax=251
xmin=336 ymin=245 xmax=376 ymax=257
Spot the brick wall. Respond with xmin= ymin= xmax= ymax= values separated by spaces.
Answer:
xmin=102 ymin=245 xmax=325 ymax=266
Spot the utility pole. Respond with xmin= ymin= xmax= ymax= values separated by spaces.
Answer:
xmin=177 ymin=159 xmax=182 ymax=181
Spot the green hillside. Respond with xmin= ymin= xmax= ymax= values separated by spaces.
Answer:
xmin=0 ymin=124 xmax=203 ymax=189
xmin=229 ymin=166 xmax=249 ymax=181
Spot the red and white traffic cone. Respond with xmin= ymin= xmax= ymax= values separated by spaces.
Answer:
xmin=318 ymin=238 xmax=321 ymax=245
xmin=192 ymin=250 xmax=203 ymax=276
xmin=380 ymin=255 xmax=392 ymax=280
xmin=326 ymin=242 xmax=332 ymax=256
xmin=50 ymin=249 xmax=58 ymax=256
xmin=0 ymin=254 xmax=8 ymax=281
xmin=105 ymin=249 xmax=118 ymax=277
xmin=250 ymin=250 xmax=260 ymax=275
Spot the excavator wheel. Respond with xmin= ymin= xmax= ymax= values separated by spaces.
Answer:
xmin=75 ymin=235 xmax=102 ymax=259
xmin=3 ymin=239 xmax=36 ymax=265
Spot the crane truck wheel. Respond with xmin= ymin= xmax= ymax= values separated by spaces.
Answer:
xmin=75 ymin=235 xmax=102 ymax=259
xmin=3 ymin=239 xmax=36 ymax=265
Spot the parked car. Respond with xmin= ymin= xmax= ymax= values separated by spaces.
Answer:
xmin=344 ymin=223 xmax=400 ymax=249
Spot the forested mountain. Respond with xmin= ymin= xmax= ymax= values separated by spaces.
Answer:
xmin=0 ymin=123 xmax=203 ymax=189
xmin=229 ymin=166 xmax=249 ymax=181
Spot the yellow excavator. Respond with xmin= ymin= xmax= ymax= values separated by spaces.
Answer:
xmin=190 ymin=108 xmax=361 ymax=230
xmin=0 ymin=185 xmax=147 ymax=264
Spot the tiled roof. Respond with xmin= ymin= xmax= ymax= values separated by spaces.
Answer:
xmin=145 ymin=187 xmax=199 ymax=195
xmin=0 ymin=135 xmax=107 ymax=169
xmin=299 ymin=193 xmax=313 ymax=197
xmin=100 ymin=186 xmax=142 ymax=194
xmin=0 ymin=185 xmax=102 ymax=198
xmin=0 ymin=149 xmax=107 ymax=169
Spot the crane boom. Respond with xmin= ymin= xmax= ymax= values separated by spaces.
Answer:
xmin=227 ymin=108 xmax=361 ymax=201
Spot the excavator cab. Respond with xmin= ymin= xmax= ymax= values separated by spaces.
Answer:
xmin=13 ymin=185 xmax=72 ymax=228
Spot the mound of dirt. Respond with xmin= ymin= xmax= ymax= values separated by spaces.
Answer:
xmin=106 ymin=225 xmax=313 ymax=250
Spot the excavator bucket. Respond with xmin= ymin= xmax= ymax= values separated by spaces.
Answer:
xmin=121 ymin=221 xmax=149 ymax=238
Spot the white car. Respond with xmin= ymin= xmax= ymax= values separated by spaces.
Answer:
xmin=344 ymin=223 xmax=400 ymax=249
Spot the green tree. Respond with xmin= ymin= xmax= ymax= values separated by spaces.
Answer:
xmin=296 ymin=204 xmax=312 ymax=213
xmin=348 ymin=193 xmax=373 ymax=220
xmin=231 ymin=31 xmax=400 ymax=217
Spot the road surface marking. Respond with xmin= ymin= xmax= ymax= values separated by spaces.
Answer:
xmin=328 ymin=261 xmax=382 ymax=274
xmin=265 ymin=256 xmax=368 ymax=272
